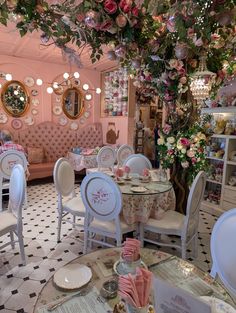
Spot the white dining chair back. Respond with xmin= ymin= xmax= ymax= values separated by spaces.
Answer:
xmin=81 ymin=172 xmax=136 ymax=253
xmin=123 ymin=154 xmax=152 ymax=175
xmin=117 ymin=144 xmax=134 ymax=167
xmin=140 ymin=171 xmax=206 ymax=259
xmin=0 ymin=150 xmax=28 ymax=212
xmin=0 ymin=164 xmax=26 ymax=265
xmin=96 ymin=146 xmax=116 ymax=171
xmin=53 ymin=158 xmax=85 ymax=242
xmin=210 ymin=208 xmax=236 ymax=297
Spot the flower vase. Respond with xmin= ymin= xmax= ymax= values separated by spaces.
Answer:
xmin=170 ymin=161 xmax=189 ymax=214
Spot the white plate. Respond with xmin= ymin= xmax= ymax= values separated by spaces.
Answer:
xmin=53 ymin=263 xmax=92 ymax=290
xmin=84 ymin=111 xmax=91 ymax=119
xmin=24 ymin=76 xmax=35 ymax=87
xmin=31 ymin=108 xmax=38 ymax=115
xmin=53 ymin=106 xmax=62 ymax=115
xmin=201 ymin=297 xmax=236 ymax=313
xmin=113 ymin=260 xmax=147 ymax=276
xmin=32 ymin=98 xmax=39 ymax=106
xmin=70 ymin=122 xmax=78 ymax=130
xmin=80 ymin=117 xmax=86 ymax=124
xmin=25 ymin=116 xmax=34 ymax=126
xmin=0 ymin=112 xmax=8 ymax=124
xmin=130 ymin=186 xmax=147 ymax=193
xmin=59 ymin=116 xmax=68 ymax=126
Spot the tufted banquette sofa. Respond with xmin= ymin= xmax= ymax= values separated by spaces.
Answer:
xmin=16 ymin=121 xmax=103 ymax=180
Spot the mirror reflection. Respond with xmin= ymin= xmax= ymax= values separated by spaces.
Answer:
xmin=1 ymin=81 xmax=29 ymax=117
xmin=63 ymin=87 xmax=84 ymax=119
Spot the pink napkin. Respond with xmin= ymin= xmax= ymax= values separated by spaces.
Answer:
xmin=119 ymin=269 xmax=152 ymax=307
xmin=115 ymin=168 xmax=124 ymax=178
xmin=81 ymin=148 xmax=94 ymax=156
xmin=122 ymin=238 xmax=141 ymax=262
xmin=142 ymin=168 xmax=150 ymax=177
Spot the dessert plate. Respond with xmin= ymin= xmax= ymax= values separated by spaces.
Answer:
xmin=53 ymin=263 xmax=92 ymax=290
xmin=130 ymin=186 xmax=147 ymax=193
xmin=200 ymin=296 xmax=236 ymax=313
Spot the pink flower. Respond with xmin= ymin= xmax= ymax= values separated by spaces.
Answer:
xmin=187 ymin=28 xmax=194 ymax=38
xmin=123 ymin=165 xmax=130 ymax=174
xmin=119 ymin=0 xmax=132 ymax=13
xmin=77 ymin=13 xmax=85 ymax=22
xmin=142 ymin=168 xmax=150 ymax=177
xmin=177 ymin=67 xmax=186 ymax=76
xmin=115 ymin=168 xmax=124 ymax=177
xmin=167 ymin=149 xmax=174 ymax=155
xmin=169 ymin=71 xmax=178 ymax=80
xmin=181 ymin=161 xmax=189 ymax=168
xmin=132 ymin=7 xmax=139 ymax=17
xmin=191 ymin=157 xmax=197 ymax=164
xmin=180 ymin=138 xmax=190 ymax=147
xmin=163 ymin=124 xmax=172 ymax=134
xmin=211 ymin=33 xmax=221 ymax=41
xmin=189 ymin=59 xmax=197 ymax=68
xmin=180 ymin=76 xmax=187 ymax=84
xmin=104 ymin=0 xmax=118 ymax=14
xmin=193 ymin=36 xmax=203 ymax=47
xmin=99 ymin=19 xmax=113 ymax=31
xmin=187 ymin=150 xmax=195 ymax=158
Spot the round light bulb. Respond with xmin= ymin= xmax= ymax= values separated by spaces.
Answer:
xmin=83 ymin=83 xmax=89 ymax=91
xmin=47 ymin=87 xmax=53 ymax=94
xmin=5 ymin=73 xmax=12 ymax=81
xmin=53 ymin=82 xmax=59 ymax=89
xmin=85 ymin=93 xmax=92 ymax=101
xmin=36 ymin=78 xmax=43 ymax=86
xmin=73 ymin=72 xmax=80 ymax=79
xmin=14 ymin=90 xmax=19 ymax=95
xmin=63 ymin=72 xmax=69 ymax=80
xmin=20 ymin=96 xmax=24 ymax=101
xmin=96 ymin=88 xmax=101 ymax=94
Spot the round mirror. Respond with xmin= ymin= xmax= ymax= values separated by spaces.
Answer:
xmin=1 ymin=81 xmax=29 ymax=117
xmin=62 ymin=87 xmax=84 ymax=119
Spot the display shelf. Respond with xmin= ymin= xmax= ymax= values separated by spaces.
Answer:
xmin=206 ymin=156 xmax=224 ymax=162
xmin=227 ymin=160 xmax=236 ymax=165
xmin=212 ymin=134 xmax=236 ymax=139
xmin=224 ymin=185 xmax=236 ymax=191
xmin=201 ymin=107 xmax=236 ymax=114
xmin=201 ymin=200 xmax=224 ymax=216
xmin=206 ymin=179 xmax=222 ymax=185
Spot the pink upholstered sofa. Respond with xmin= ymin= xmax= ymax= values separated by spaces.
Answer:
xmin=15 ymin=121 xmax=103 ymax=180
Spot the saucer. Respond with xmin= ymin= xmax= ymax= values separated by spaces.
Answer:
xmin=200 ymin=296 xmax=236 ymax=313
xmin=130 ymin=186 xmax=147 ymax=193
xmin=116 ymin=180 xmax=125 ymax=185
xmin=53 ymin=263 xmax=92 ymax=290
xmin=113 ymin=260 xmax=147 ymax=276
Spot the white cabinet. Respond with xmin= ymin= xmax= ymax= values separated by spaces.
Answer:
xmin=201 ymin=107 xmax=236 ymax=216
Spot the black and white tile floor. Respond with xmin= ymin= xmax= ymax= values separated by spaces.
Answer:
xmin=0 ymin=181 xmax=217 ymax=313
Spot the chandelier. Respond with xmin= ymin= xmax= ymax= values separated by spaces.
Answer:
xmin=190 ymin=54 xmax=216 ymax=105
xmin=46 ymin=71 xmax=101 ymax=100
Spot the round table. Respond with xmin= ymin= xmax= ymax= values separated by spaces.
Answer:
xmin=34 ymin=248 xmax=235 ymax=313
xmin=118 ymin=180 xmax=175 ymax=225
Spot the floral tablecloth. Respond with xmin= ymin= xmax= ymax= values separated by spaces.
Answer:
xmin=121 ymin=187 xmax=176 ymax=225
xmin=67 ymin=151 xmax=98 ymax=171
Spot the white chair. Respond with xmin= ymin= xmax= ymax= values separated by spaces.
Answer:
xmin=86 ymin=146 xmax=116 ymax=174
xmin=53 ymin=158 xmax=85 ymax=242
xmin=140 ymin=171 xmax=206 ymax=259
xmin=0 ymin=164 xmax=26 ymax=265
xmin=116 ymin=144 xmax=134 ymax=167
xmin=80 ymin=172 xmax=136 ymax=254
xmin=0 ymin=150 xmax=28 ymax=212
xmin=210 ymin=208 xmax=236 ymax=297
xmin=123 ymin=154 xmax=152 ymax=175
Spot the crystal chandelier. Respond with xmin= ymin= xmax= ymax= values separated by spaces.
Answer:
xmin=190 ymin=54 xmax=216 ymax=105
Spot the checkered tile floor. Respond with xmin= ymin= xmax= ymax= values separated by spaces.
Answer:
xmin=0 ymin=181 xmax=217 ymax=313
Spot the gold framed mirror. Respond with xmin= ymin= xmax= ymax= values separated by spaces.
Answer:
xmin=1 ymin=80 xmax=29 ymax=117
xmin=62 ymin=87 xmax=84 ymax=119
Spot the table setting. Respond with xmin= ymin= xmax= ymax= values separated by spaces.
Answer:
xmin=34 ymin=241 xmax=236 ymax=313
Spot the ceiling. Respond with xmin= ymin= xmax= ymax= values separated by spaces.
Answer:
xmin=0 ymin=22 xmax=117 ymax=72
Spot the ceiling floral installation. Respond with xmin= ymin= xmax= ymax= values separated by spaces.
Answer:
xmin=0 ymin=0 xmax=235 ymax=107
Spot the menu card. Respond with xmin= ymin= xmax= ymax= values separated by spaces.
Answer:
xmin=37 ymin=287 xmax=112 ymax=313
xmin=153 ymin=277 xmax=212 ymax=313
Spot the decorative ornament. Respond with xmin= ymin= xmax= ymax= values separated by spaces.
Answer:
xmin=107 ymin=50 xmax=117 ymax=61
xmin=84 ymin=10 xmax=100 ymax=28
xmin=175 ymin=43 xmax=189 ymax=60
xmin=114 ymin=44 xmax=126 ymax=58
xmin=190 ymin=54 xmax=216 ymax=105
xmin=131 ymin=58 xmax=141 ymax=69
xmin=116 ymin=14 xmax=127 ymax=28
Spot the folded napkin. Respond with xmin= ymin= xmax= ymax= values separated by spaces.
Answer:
xmin=122 ymin=238 xmax=141 ymax=262
xmin=115 ymin=168 xmax=124 ymax=178
xmin=119 ymin=268 xmax=153 ymax=307
xmin=123 ymin=166 xmax=130 ymax=174
xmin=142 ymin=168 xmax=150 ymax=177
xmin=81 ymin=148 xmax=95 ymax=156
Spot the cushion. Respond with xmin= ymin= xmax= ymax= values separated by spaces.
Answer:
xmin=27 ymin=147 xmax=44 ymax=164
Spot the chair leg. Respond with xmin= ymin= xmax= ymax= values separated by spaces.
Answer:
xmin=18 ymin=232 xmax=26 ymax=266
xmin=73 ymin=215 xmax=76 ymax=229
xmin=24 ymin=190 xmax=28 ymax=208
xmin=193 ymin=235 xmax=198 ymax=258
xmin=83 ymin=230 xmax=88 ymax=254
xmin=181 ymin=240 xmax=186 ymax=260
xmin=57 ymin=211 xmax=62 ymax=243
xmin=10 ymin=231 xmax=15 ymax=249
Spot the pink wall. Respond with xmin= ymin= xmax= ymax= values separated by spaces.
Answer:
xmin=0 ymin=55 xmax=101 ymax=132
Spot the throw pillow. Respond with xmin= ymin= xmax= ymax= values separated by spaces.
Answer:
xmin=27 ymin=147 xmax=44 ymax=164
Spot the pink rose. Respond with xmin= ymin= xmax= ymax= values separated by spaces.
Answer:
xmin=193 ymin=36 xmax=203 ymax=47
xmin=104 ymin=0 xmax=118 ymax=14
xmin=132 ymin=7 xmax=139 ymax=16
xmin=189 ymin=59 xmax=197 ymax=68
xmin=187 ymin=150 xmax=195 ymax=158
xmin=167 ymin=149 xmax=174 ymax=155
xmin=177 ymin=67 xmax=186 ymax=76
xmin=180 ymin=138 xmax=190 ymax=146
xmin=115 ymin=168 xmax=124 ymax=177
xmin=187 ymin=28 xmax=194 ymax=38
xmin=169 ymin=59 xmax=178 ymax=69
xmin=100 ymin=19 xmax=113 ymax=31
xmin=169 ymin=71 xmax=178 ymax=80
xmin=180 ymin=76 xmax=187 ymax=84
xmin=142 ymin=168 xmax=150 ymax=177
xmin=191 ymin=157 xmax=197 ymax=164
xmin=124 ymin=165 xmax=130 ymax=174
xmin=77 ymin=13 xmax=85 ymax=22
xmin=163 ymin=124 xmax=172 ymax=134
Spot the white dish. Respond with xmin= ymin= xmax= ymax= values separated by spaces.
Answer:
xmin=24 ymin=76 xmax=35 ymax=87
xmin=32 ymin=98 xmax=39 ymax=106
xmin=53 ymin=106 xmax=62 ymax=115
xmin=53 ymin=263 xmax=92 ymax=290
xmin=113 ymin=260 xmax=147 ymax=276
xmin=130 ymin=186 xmax=147 ymax=193
xmin=84 ymin=111 xmax=91 ymax=119
xmin=80 ymin=117 xmax=86 ymax=124
xmin=0 ymin=112 xmax=8 ymax=124
xmin=200 ymin=296 xmax=236 ymax=313
xmin=70 ymin=122 xmax=78 ymax=130
xmin=25 ymin=116 xmax=34 ymax=126
xmin=31 ymin=108 xmax=38 ymax=115
xmin=116 ymin=179 xmax=125 ymax=185
xmin=59 ymin=116 xmax=68 ymax=126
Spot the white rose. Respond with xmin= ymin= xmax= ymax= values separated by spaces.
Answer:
xmin=167 ymin=136 xmax=175 ymax=144
xmin=181 ymin=161 xmax=189 ymax=168
xmin=157 ymin=138 xmax=165 ymax=145
xmin=181 ymin=148 xmax=186 ymax=154
xmin=177 ymin=143 xmax=183 ymax=150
